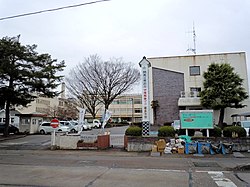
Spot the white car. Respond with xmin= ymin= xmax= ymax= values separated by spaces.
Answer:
xmin=38 ymin=122 xmax=69 ymax=134
xmin=85 ymin=119 xmax=101 ymax=129
xmin=82 ymin=122 xmax=92 ymax=130
xmin=70 ymin=121 xmax=91 ymax=131
xmin=92 ymin=119 xmax=101 ymax=128
xmin=60 ymin=121 xmax=79 ymax=133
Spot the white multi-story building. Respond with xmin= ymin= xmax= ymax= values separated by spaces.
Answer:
xmin=143 ymin=52 xmax=250 ymax=125
xmin=84 ymin=94 xmax=142 ymax=123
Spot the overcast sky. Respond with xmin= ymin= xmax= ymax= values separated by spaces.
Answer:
xmin=1 ymin=0 xmax=250 ymax=93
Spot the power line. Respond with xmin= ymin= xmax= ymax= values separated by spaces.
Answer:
xmin=0 ymin=0 xmax=111 ymax=21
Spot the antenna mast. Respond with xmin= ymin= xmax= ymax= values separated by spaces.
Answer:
xmin=187 ymin=23 xmax=196 ymax=54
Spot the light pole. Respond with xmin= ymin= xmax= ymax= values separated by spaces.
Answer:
xmin=131 ymin=98 xmax=134 ymax=125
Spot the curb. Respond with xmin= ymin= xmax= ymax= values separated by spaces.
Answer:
xmin=232 ymin=164 xmax=250 ymax=171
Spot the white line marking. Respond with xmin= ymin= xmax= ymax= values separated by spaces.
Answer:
xmin=132 ymin=168 xmax=186 ymax=173
xmin=1 ymin=142 xmax=27 ymax=145
xmin=208 ymin=171 xmax=237 ymax=187
xmin=196 ymin=170 xmax=230 ymax=174
xmin=42 ymin=141 xmax=51 ymax=146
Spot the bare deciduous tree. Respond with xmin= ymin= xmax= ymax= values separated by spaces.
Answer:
xmin=45 ymin=100 xmax=78 ymax=120
xmin=66 ymin=54 xmax=140 ymax=118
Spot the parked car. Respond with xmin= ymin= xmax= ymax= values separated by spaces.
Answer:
xmin=92 ymin=119 xmax=101 ymax=128
xmin=82 ymin=123 xmax=92 ymax=130
xmin=60 ymin=121 xmax=83 ymax=133
xmin=38 ymin=122 xmax=69 ymax=134
xmin=73 ymin=120 xmax=92 ymax=130
xmin=0 ymin=123 xmax=19 ymax=134
xmin=85 ymin=119 xmax=101 ymax=128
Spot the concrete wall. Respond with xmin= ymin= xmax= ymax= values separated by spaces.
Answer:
xmin=126 ymin=136 xmax=250 ymax=152
xmin=55 ymin=134 xmax=81 ymax=149
xmin=231 ymin=139 xmax=250 ymax=151
xmin=55 ymin=134 xmax=110 ymax=150
xmin=126 ymin=136 xmax=162 ymax=152
xmin=127 ymin=142 xmax=153 ymax=152
xmin=152 ymin=67 xmax=184 ymax=125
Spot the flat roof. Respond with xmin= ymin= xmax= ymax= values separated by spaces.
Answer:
xmin=147 ymin=51 xmax=245 ymax=60
xmin=15 ymin=113 xmax=47 ymax=117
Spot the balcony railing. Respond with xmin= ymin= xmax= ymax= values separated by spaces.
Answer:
xmin=178 ymin=91 xmax=201 ymax=106
xmin=180 ymin=91 xmax=199 ymax=98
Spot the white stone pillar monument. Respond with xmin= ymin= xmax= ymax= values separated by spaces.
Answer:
xmin=139 ymin=57 xmax=151 ymax=136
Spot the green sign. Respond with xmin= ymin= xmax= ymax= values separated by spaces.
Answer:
xmin=180 ymin=110 xmax=213 ymax=129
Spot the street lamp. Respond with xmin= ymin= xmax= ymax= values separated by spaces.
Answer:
xmin=131 ymin=98 xmax=134 ymax=125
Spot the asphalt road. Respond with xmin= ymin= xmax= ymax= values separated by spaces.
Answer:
xmin=0 ymin=127 xmax=250 ymax=187
xmin=0 ymin=148 xmax=249 ymax=187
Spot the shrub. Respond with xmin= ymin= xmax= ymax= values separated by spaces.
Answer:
xmin=202 ymin=126 xmax=222 ymax=137
xmin=221 ymin=122 xmax=228 ymax=130
xmin=125 ymin=126 xmax=142 ymax=136
xmin=214 ymin=126 xmax=222 ymax=137
xmin=223 ymin=126 xmax=246 ymax=137
xmin=158 ymin=126 xmax=175 ymax=137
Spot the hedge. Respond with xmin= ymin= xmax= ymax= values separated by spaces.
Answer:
xmin=223 ymin=126 xmax=246 ymax=137
xmin=125 ymin=126 xmax=142 ymax=136
xmin=158 ymin=126 xmax=175 ymax=137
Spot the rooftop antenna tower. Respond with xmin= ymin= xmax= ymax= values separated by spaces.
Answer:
xmin=187 ymin=22 xmax=196 ymax=54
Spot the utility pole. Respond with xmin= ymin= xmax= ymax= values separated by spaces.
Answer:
xmin=131 ymin=98 xmax=134 ymax=125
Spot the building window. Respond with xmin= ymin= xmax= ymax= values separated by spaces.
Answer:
xmin=134 ymin=99 xmax=142 ymax=104
xmin=190 ymin=87 xmax=201 ymax=92
xmin=120 ymin=100 xmax=128 ymax=104
xmin=22 ymin=118 xmax=30 ymax=125
xmin=32 ymin=119 xmax=37 ymax=125
xmin=112 ymin=100 xmax=119 ymax=104
xmin=135 ymin=108 xmax=142 ymax=113
xmin=190 ymin=87 xmax=201 ymax=97
xmin=36 ymin=98 xmax=50 ymax=105
xmin=59 ymin=101 xmax=64 ymax=106
xmin=189 ymin=66 xmax=200 ymax=76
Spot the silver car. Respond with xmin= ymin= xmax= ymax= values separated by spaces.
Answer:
xmin=60 ymin=121 xmax=83 ymax=133
xmin=38 ymin=122 xmax=69 ymax=134
xmin=71 ymin=121 xmax=91 ymax=131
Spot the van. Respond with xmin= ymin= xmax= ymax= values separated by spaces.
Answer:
xmin=238 ymin=121 xmax=250 ymax=136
